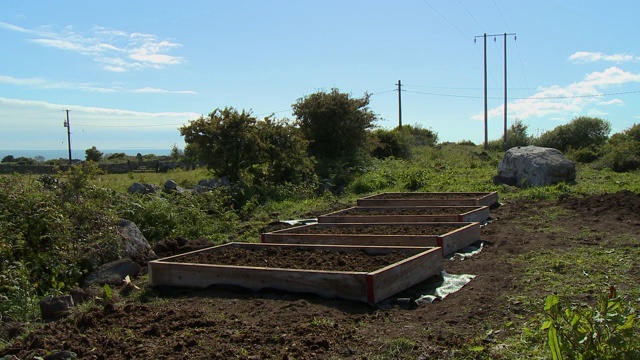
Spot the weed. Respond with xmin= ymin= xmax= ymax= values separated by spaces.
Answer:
xmin=310 ymin=317 xmax=334 ymax=327
xmin=542 ymin=287 xmax=640 ymax=359
xmin=384 ymin=337 xmax=416 ymax=359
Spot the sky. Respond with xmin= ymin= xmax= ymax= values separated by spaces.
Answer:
xmin=1 ymin=0 xmax=639 ymax=154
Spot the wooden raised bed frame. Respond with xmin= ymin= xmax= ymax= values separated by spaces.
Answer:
xmin=357 ymin=191 xmax=499 ymax=207
xmin=262 ymin=222 xmax=481 ymax=257
xmin=317 ymin=205 xmax=490 ymax=224
xmin=148 ymin=242 xmax=442 ymax=304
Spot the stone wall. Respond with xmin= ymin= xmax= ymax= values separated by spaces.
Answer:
xmin=0 ymin=161 xmax=192 ymax=175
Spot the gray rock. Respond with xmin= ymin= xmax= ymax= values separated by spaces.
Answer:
xmin=127 ymin=182 xmax=158 ymax=194
xmin=116 ymin=219 xmax=157 ymax=262
xmin=493 ymin=146 xmax=576 ymax=188
xmin=81 ymin=258 xmax=141 ymax=288
xmin=197 ymin=176 xmax=230 ymax=189
xmin=40 ymin=295 xmax=74 ymax=320
xmin=163 ymin=179 xmax=185 ymax=193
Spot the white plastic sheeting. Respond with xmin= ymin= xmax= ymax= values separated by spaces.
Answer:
xmin=415 ymin=271 xmax=476 ymax=304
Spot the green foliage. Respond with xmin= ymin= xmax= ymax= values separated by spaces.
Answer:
xmin=370 ymin=125 xmax=437 ymax=160
xmin=569 ymin=147 xmax=600 ymax=163
xmin=542 ymin=288 xmax=640 ymax=359
xmin=181 ymin=107 xmax=260 ymax=183
xmin=85 ymin=146 xmax=103 ymax=162
xmin=1 ymin=155 xmax=15 ymax=163
xmin=488 ymin=118 xmax=532 ymax=151
xmin=169 ymin=143 xmax=184 ymax=161
xmin=180 ymin=108 xmax=314 ymax=188
xmin=292 ymin=88 xmax=377 ymax=179
xmin=592 ymin=124 xmax=640 ymax=172
xmin=0 ymin=173 xmax=121 ymax=320
xmin=371 ymin=128 xmax=412 ymax=159
xmin=535 ymin=116 xmax=611 ymax=153
xmin=118 ymin=189 xmax=238 ymax=244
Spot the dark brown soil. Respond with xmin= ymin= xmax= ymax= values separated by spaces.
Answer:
xmin=178 ymin=246 xmax=409 ymax=272
xmin=281 ymin=223 xmax=464 ymax=235
xmin=2 ymin=191 xmax=640 ymax=359
xmin=327 ymin=206 xmax=481 ymax=216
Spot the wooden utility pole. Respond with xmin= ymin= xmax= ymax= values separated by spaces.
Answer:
xmin=64 ymin=110 xmax=72 ymax=165
xmin=474 ymin=33 xmax=516 ymax=150
xmin=397 ymin=80 xmax=403 ymax=129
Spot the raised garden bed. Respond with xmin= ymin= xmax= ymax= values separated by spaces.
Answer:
xmin=317 ymin=205 xmax=490 ymax=224
xmin=148 ymin=242 xmax=442 ymax=304
xmin=261 ymin=222 xmax=480 ymax=257
xmin=357 ymin=191 xmax=498 ymax=207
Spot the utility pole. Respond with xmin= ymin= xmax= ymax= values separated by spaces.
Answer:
xmin=474 ymin=32 xmax=516 ymax=150
xmin=63 ymin=110 xmax=72 ymax=165
xmin=396 ymin=80 xmax=403 ymax=129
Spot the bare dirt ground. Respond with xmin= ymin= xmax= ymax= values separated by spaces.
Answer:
xmin=2 ymin=191 xmax=639 ymax=359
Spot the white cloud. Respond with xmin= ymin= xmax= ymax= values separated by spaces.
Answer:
xmin=598 ymin=99 xmax=624 ymax=106
xmin=568 ymin=51 xmax=636 ymax=63
xmin=0 ymin=21 xmax=184 ymax=72
xmin=472 ymin=67 xmax=640 ymax=122
xmin=133 ymin=87 xmax=197 ymax=95
xmin=0 ymin=74 xmax=196 ymax=94
xmin=0 ymin=96 xmax=200 ymax=149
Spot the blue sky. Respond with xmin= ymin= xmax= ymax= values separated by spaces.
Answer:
xmin=1 ymin=1 xmax=639 ymax=153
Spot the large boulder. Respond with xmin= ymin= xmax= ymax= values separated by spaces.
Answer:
xmin=493 ymin=146 xmax=576 ymax=188
xmin=116 ymin=219 xmax=157 ymax=263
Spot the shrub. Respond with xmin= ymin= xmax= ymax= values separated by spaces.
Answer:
xmin=371 ymin=128 xmax=411 ymax=159
xmin=535 ymin=116 xmax=611 ymax=152
xmin=592 ymin=124 xmax=640 ymax=172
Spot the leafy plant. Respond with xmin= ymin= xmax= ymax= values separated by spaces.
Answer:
xmin=542 ymin=287 xmax=640 ymax=359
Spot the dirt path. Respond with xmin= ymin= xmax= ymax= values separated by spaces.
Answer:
xmin=2 ymin=191 xmax=639 ymax=359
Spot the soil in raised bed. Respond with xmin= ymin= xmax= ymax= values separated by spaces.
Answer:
xmin=281 ymin=224 xmax=463 ymax=235
xmin=328 ymin=206 xmax=478 ymax=216
xmin=177 ymin=246 xmax=409 ymax=272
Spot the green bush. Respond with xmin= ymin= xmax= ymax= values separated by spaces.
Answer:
xmin=535 ymin=116 xmax=611 ymax=153
xmin=542 ymin=287 xmax=640 ymax=359
xmin=371 ymin=128 xmax=412 ymax=159
xmin=592 ymin=124 xmax=640 ymax=172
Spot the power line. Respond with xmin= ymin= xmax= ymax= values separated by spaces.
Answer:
xmin=422 ymin=0 xmax=473 ymax=41
xmin=458 ymin=0 xmax=485 ymax=32
xmin=492 ymin=0 xmax=511 ymax=32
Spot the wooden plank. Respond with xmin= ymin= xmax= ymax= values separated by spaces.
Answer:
xmin=357 ymin=192 xmax=499 ymax=207
xmin=368 ymin=247 xmax=442 ymax=303
xmin=437 ymin=222 xmax=481 ymax=256
xmin=148 ymin=242 xmax=442 ymax=304
xmin=262 ymin=222 xmax=481 ymax=256
xmin=149 ymin=261 xmax=369 ymax=302
xmin=317 ymin=206 xmax=490 ymax=224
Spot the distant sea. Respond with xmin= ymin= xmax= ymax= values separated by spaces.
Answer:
xmin=0 ymin=149 xmax=172 ymax=161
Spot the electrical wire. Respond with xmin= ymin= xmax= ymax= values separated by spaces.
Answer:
xmin=422 ymin=0 xmax=473 ymax=42
xmin=458 ymin=0 xmax=485 ymax=32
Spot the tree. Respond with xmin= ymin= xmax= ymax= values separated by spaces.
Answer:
xmin=85 ymin=146 xmax=103 ymax=162
xmin=180 ymin=107 xmax=261 ymax=183
xmin=180 ymin=107 xmax=314 ymax=186
xmin=169 ymin=143 xmax=184 ymax=160
xmin=535 ymin=116 xmax=611 ymax=152
xmin=292 ymin=88 xmax=377 ymax=167
xmin=1 ymin=155 xmax=15 ymax=163
xmin=254 ymin=116 xmax=315 ymax=185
